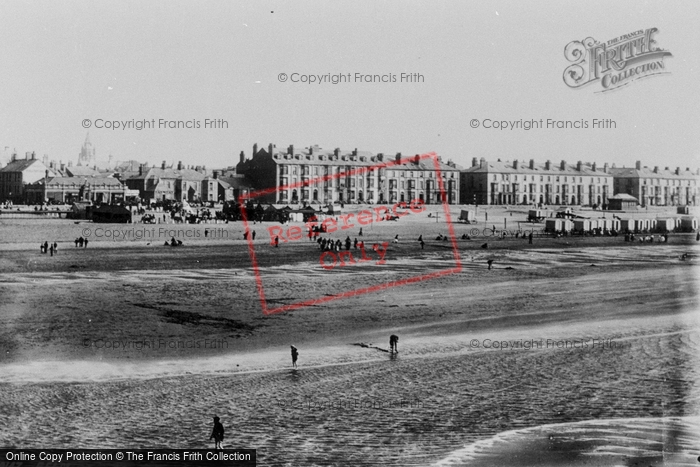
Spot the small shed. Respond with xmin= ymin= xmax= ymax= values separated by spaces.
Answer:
xmin=607 ymin=193 xmax=638 ymax=211
xmin=69 ymin=201 xmax=93 ymax=220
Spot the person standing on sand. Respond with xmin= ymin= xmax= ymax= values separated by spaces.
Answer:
xmin=389 ymin=335 xmax=399 ymax=353
xmin=210 ymin=416 xmax=224 ymax=449
xmin=291 ymin=345 xmax=299 ymax=368
xmin=84 ymin=238 xmax=88 ymax=248
xmin=359 ymin=227 xmax=363 ymax=237
xmin=487 ymin=259 xmax=493 ymax=270
xmin=275 ymin=236 xmax=279 ymax=247
xmin=528 ymin=232 xmax=533 ymax=244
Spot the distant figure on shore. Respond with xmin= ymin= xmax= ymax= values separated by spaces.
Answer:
xmin=389 ymin=335 xmax=399 ymax=353
xmin=53 ymin=242 xmax=58 ymax=254
xmin=697 ymin=232 xmax=699 ymax=242
xmin=393 ymin=234 xmax=399 ymax=243
xmin=40 ymin=242 xmax=44 ymax=254
xmin=84 ymin=238 xmax=88 ymax=248
xmin=209 ymin=416 xmax=225 ymax=450
xmin=252 ymin=230 xmax=256 ymax=240
xmin=528 ymin=232 xmax=533 ymax=244
xmin=275 ymin=236 xmax=279 ymax=247
xmin=74 ymin=238 xmax=79 ymax=247
xmin=291 ymin=345 xmax=299 ymax=368
xmin=487 ymin=259 xmax=493 ymax=270
xmin=43 ymin=241 xmax=49 ymax=253
xmin=418 ymin=235 xmax=423 ymax=242
xmin=243 ymin=231 xmax=248 ymax=240
xmin=359 ymin=228 xmax=363 ymax=237
xmin=49 ymin=244 xmax=54 ymax=256
xmin=420 ymin=239 xmax=425 ymax=249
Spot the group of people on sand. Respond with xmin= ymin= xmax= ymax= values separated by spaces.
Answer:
xmin=624 ymin=232 xmax=668 ymax=243
xmin=73 ymin=237 xmax=89 ymax=248
xmin=39 ymin=241 xmax=58 ymax=256
xmin=317 ymin=235 xmax=363 ymax=252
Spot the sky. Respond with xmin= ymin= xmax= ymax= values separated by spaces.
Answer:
xmin=0 ymin=0 xmax=698 ymax=171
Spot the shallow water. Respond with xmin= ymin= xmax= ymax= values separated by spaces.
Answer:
xmin=1 ymin=313 xmax=698 ymax=466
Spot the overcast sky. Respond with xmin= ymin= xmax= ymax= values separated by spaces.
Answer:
xmin=1 ymin=0 xmax=698 ymax=171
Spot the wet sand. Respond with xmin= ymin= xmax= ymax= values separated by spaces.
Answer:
xmin=0 ymin=214 xmax=699 ymax=466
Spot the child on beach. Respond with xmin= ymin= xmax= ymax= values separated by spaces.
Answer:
xmin=291 ymin=345 xmax=299 ymax=368
xmin=210 ymin=416 xmax=224 ymax=449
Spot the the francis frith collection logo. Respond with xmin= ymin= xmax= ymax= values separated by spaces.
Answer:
xmin=563 ymin=28 xmax=672 ymax=93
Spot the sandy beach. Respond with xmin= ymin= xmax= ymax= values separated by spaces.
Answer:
xmin=1 ymin=207 xmax=699 ymax=466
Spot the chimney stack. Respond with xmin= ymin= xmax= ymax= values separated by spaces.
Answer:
xmin=545 ymin=160 xmax=551 ymax=170
xmin=513 ymin=160 xmax=519 ymax=169
xmin=176 ymin=161 xmax=183 ymax=170
xmin=268 ymin=143 xmax=274 ymax=155
xmin=529 ymin=159 xmax=535 ymax=169
xmin=560 ymin=160 xmax=566 ymax=170
xmin=653 ymin=166 xmax=659 ymax=173
xmin=635 ymin=161 xmax=642 ymax=170
xmin=253 ymin=143 xmax=258 ymax=155
xmin=604 ymin=163 xmax=609 ymax=173
xmin=353 ymin=148 xmax=358 ymax=157
xmin=395 ymin=152 xmax=402 ymax=163
xmin=239 ymin=151 xmax=245 ymax=164
xmin=31 ymin=151 xmax=36 ymax=160
xmin=161 ymin=160 xmax=166 ymax=169
xmin=139 ymin=164 xmax=143 ymax=176
xmin=675 ymin=167 xmax=680 ymax=175
xmin=288 ymin=145 xmax=294 ymax=155
xmin=480 ymin=157 xmax=486 ymax=169
xmin=213 ymin=170 xmax=219 ymax=179
xmin=472 ymin=157 xmax=478 ymax=167
xmin=414 ymin=154 xmax=420 ymax=164
xmin=577 ymin=161 xmax=582 ymax=171
xmin=334 ymin=148 xmax=340 ymax=157
xmin=592 ymin=162 xmax=597 ymax=172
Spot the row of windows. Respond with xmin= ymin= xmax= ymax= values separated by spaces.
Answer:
xmin=278 ymin=165 xmax=457 ymax=179
xmin=280 ymin=176 xmax=456 ymax=189
xmin=491 ymin=184 xmax=608 ymax=194
xmin=490 ymin=174 xmax=611 ymax=184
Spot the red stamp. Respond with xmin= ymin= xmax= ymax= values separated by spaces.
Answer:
xmin=240 ymin=152 xmax=461 ymax=315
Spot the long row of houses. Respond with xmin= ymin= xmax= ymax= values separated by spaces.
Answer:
xmin=1 ymin=143 xmax=698 ymax=207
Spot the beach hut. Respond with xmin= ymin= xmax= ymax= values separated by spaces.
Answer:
xmin=677 ymin=206 xmax=690 ymax=215
xmin=545 ymin=218 xmax=562 ymax=233
xmin=573 ymin=219 xmax=591 ymax=232
xmin=459 ymin=210 xmax=476 ymax=223
xmin=562 ymin=219 xmax=574 ymax=232
xmin=680 ymin=216 xmax=698 ymax=232
xmin=655 ymin=218 xmax=675 ymax=233
xmin=620 ymin=219 xmax=638 ymax=232
xmin=610 ymin=219 xmax=621 ymax=231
